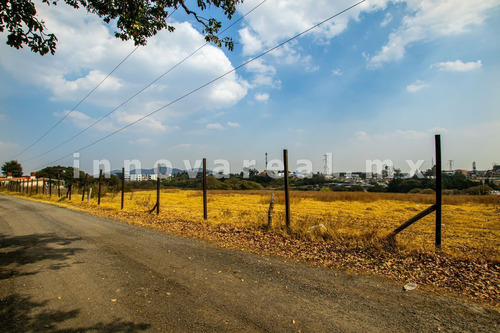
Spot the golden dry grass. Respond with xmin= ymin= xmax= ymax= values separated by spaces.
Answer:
xmin=7 ymin=188 xmax=499 ymax=262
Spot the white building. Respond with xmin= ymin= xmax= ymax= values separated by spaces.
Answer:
xmin=129 ymin=174 xmax=158 ymax=181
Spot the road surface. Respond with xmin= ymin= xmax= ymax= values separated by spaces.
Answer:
xmin=0 ymin=194 xmax=498 ymax=332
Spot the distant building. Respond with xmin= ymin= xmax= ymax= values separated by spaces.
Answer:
xmin=129 ymin=174 xmax=158 ymax=181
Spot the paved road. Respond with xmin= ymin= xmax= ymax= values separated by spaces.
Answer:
xmin=0 ymin=194 xmax=498 ymax=332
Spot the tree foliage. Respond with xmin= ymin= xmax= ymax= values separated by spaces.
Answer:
xmin=1 ymin=160 xmax=23 ymax=176
xmin=1 ymin=0 xmax=243 ymax=55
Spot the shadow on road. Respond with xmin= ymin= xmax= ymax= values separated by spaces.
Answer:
xmin=0 ymin=293 xmax=151 ymax=332
xmin=0 ymin=233 xmax=83 ymax=280
xmin=0 ymin=233 xmax=151 ymax=332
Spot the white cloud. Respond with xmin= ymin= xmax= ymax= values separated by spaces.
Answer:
xmin=368 ymin=0 xmax=499 ymax=68
xmin=239 ymin=27 xmax=264 ymax=56
xmin=206 ymin=123 xmax=224 ymax=130
xmin=227 ymin=122 xmax=241 ymax=127
xmin=245 ymin=58 xmax=278 ymax=88
xmin=380 ymin=12 xmax=393 ymax=27
xmin=431 ymin=60 xmax=482 ymax=72
xmin=255 ymin=93 xmax=269 ymax=102
xmin=406 ymin=80 xmax=427 ymax=93
xmin=238 ymin=0 xmax=385 ymax=56
xmin=49 ymin=70 xmax=123 ymax=102
xmin=114 ymin=111 xmax=167 ymax=132
xmin=0 ymin=4 xmax=248 ymax=123
xmin=59 ymin=109 xmax=175 ymax=133
xmin=128 ymin=138 xmax=153 ymax=145
xmin=168 ymin=143 xmax=192 ymax=150
xmin=331 ymin=69 xmax=342 ymax=76
xmin=237 ymin=0 xmax=386 ymax=72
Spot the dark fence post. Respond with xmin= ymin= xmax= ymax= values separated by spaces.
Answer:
xmin=30 ymin=179 xmax=34 ymax=195
xmin=68 ymin=174 xmax=73 ymax=200
xmin=36 ymin=178 xmax=39 ymax=195
xmin=49 ymin=177 xmax=52 ymax=196
xmin=42 ymin=178 xmax=45 ymax=195
xmin=98 ymin=169 xmax=103 ymax=205
xmin=268 ymin=193 xmax=275 ymax=228
xmin=283 ymin=149 xmax=291 ymax=230
xmin=435 ymin=134 xmax=442 ymax=249
xmin=121 ymin=167 xmax=125 ymax=210
xmin=81 ymin=174 xmax=87 ymax=201
xmin=156 ymin=165 xmax=160 ymax=215
xmin=57 ymin=174 xmax=61 ymax=197
xmin=203 ymin=158 xmax=207 ymax=220
xmin=388 ymin=204 xmax=437 ymax=238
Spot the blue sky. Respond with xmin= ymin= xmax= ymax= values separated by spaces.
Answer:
xmin=1 ymin=0 xmax=499 ymax=175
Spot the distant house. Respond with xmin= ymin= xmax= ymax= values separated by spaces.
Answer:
xmin=0 ymin=172 xmax=54 ymax=191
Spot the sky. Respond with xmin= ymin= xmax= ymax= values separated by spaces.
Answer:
xmin=1 ymin=0 xmax=499 ymax=175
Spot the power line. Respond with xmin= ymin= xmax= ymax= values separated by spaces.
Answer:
xmin=21 ymin=1 xmax=267 ymax=164
xmin=11 ymin=46 xmax=139 ymax=159
xmin=33 ymin=0 xmax=366 ymax=170
xmin=13 ymin=8 xmax=179 ymax=160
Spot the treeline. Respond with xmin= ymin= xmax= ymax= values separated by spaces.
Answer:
xmin=35 ymin=166 xmax=121 ymax=194
xmin=34 ymin=166 xmax=497 ymax=195
xmin=386 ymin=173 xmax=497 ymax=195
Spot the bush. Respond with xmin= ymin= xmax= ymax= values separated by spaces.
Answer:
xmin=419 ymin=188 xmax=435 ymax=194
xmin=408 ymin=188 xmax=423 ymax=194
xmin=465 ymin=185 xmax=493 ymax=195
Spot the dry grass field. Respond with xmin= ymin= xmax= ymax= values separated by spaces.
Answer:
xmin=10 ymin=189 xmax=499 ymax=262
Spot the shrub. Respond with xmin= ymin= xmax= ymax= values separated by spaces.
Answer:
xmin=465 ymin=185 xmax=493 ymax=195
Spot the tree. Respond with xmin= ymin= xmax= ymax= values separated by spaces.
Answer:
xmin=1 ymin=0 xmax=243 ymax=56
xmin=1 ymin=160 xmax=23 ymax=177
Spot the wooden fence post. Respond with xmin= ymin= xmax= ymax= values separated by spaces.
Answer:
xmin=283 ymin=149 xmax=291 ymax=231
xmin=49 ymin=177 xmax=52 ymax=196
xmin=81 ymin=174 xmax=87 ymax=201
xmin=42 ymin=178 xmax=45 ymax=195
xmin=68 ymin=174 xmax=73 ymax=200
xmin=268 ymin=193 xmax=275 ymax=228
xmin=57 ymin=174 xmax=61 ymax=197
xmin=156 ymin=165 xmax=160 ymax=215
xmin=203 ymin=158 xmax=207 ymax=220
xmin=435 ymin=134 xmax=442 ymax=249
xmin=98 ymin=169 xmax=103 ymax=205
xmin=30 ymin=179 xmax=34 ymax=195
xmin=121 ymin=167 xmax=125 ymax=210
